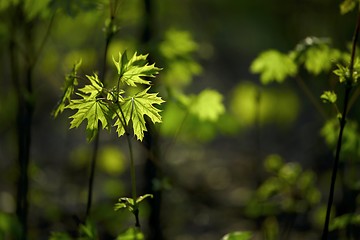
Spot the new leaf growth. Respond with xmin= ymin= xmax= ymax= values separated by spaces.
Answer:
xmin=55 ymin=51 xmax=164 ymax=142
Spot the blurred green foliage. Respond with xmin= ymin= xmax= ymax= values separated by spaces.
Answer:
xmin=246 ymin=154 xmax=321 ymax=217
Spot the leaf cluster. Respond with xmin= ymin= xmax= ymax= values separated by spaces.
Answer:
xmin=54 ymin=51 xmax=164 ymax=141
xmin=114 ymin=194 xmax=153 ymax=213
xmin=250 ymin=37 xmax=344 ymax=85
xmin=246 ymin=155 xmax=321 ymax=218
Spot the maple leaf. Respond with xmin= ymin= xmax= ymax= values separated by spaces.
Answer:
xmin=53 ymin=59 xmax=82 ymax=117
xmin=189 ymin=89 xmax=225 ymax=121
xmin=112 ymin=51 xmax=161 ymax=87
xmin=66 ymin=74 xmax=112 ymax=141
xmin=114 ymin=87 xmax=165 ymax=141
xmin=250 ymin=50 xmax=297 ymax=84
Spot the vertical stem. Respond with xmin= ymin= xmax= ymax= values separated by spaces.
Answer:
xmin=84 ymin=0 xmax=118 ymax=220
xmin=85 ymin=132 xmax=100 ymax=220
xmin=125 ymin=133 xmax=140 ymax=227
xmin=321 ymin=8 xmax=360 ymax=240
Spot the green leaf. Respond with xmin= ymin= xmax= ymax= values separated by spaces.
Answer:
xmin=250 ymin=50 xmax=297 ymax=84
xmin=340 ymin=0 xmax=358 ymax=14
xmin=66 ymin=74 xmax=112 ymax=141
xmin=112 ymin=51 xmax=161 ymax=87
xmin=136 ymin=194 xmax=153 ymax=204
xmin=114 ymin=195 xmax=152 ymax=213
xmin=116 ymin=227 xmax=144 ymax=240
xmin=221 ymin=231 xmax=252 ymax=240
xmin=330 ymin=214 xmax=360 ymax=230
xmin=114 ymin=197 xmax=135 ymax=212
xmin=303 ymin=45 xmax=341 ymax=75
xmin=320 ymin=91 xmax=337 ymax=103
xmin=189 ymin=89 xmax=225 ymax=121
xmin=53 ymin=59 xmax=81 ymax=117
xmin=333 ymin=60 xmax=360 ymax=84
xmin=159 ymin=29 xmax=198 ymax=59
xmin=114 ymin=87 xmax=165 ymax=141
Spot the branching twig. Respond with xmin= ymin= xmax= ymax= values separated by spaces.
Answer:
xmin=321 ymin=7 xmax=360 ymax=240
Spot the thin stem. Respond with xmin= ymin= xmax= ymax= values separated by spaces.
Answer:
xmin=321 ymin=8 xmax=360 ymax=240
xmin=84 ymin=1 xmax=117 ymax=221
xmin=125 ymin=133 xmax=140 ymax=227
xmin=85 ymin=132 xmax=100 ymax=220
xmin=113 ymin=102 xmax=140 ymax=227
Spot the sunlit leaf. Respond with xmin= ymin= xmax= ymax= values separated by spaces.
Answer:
xmin=221 ymin=231 xmax=252 ymax=240
xmin=320 ymin=91 xmax=337 ymax=103
xmin=333 ymin=60 xmax=360 ymax=84
xmin=136 ymin=194 xmax=153 ymax=204
xmin=114 ymin=87 xmax=164 ymax=141
xmin=112 ymin=51 xmax=161 ymax=87
xmin=189 ymin=89 xmax=225 ymax=121
xmin=114 ymin=194 xmax=153 ymax=213
xmin=250 ymin=50 xmax=297 ymax=84
xmin=66 ymin=74 xmax=112 ymax=141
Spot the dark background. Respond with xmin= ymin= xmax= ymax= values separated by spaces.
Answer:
xmin=0 ymin=0 xmax=358 ymax=239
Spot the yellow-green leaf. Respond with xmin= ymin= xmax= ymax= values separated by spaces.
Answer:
xmin=112 ymin=51 xmax=161 ymax=87
xmin=250 ymin=50 xmax=297 ymax=84
xmin=189 ymin=89 xmax=225 ymax=121
xmin=114 ymin=87 xmax=165 ymax=141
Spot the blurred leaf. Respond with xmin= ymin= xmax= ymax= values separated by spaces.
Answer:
xmin=160 ymin=29 xmax=198 ymax=59
xmin=303 ymin=45 xmax=341 ymax=75
xmin=340 ymin=0 xmax=358 ymax=14
xmin=257 ymin=177 xmax=282 ymax=200
xmin=116 ymin=227 xmax=144 ymax=240
xmin=221 ymin=231 xmax=252 ymax=240
xmin=0 ymin=212 xmax=21 ymax=239
xmin=163 ymin=60 xmax=202 ymax=88
xmin=264 ymin=154 xmax=284 ymax=173
xmin=160 ymin=29 xmax=202 ymax=89
xmin=230 ymin=82 xmax=299 ymax=127
xmin=320 ymin=91 xmax=337 ymax=104
xmin=278 ymin=162 xmax=302 ymax=184
xmin=189 ymin=89 xmax=225 ymax=122
xmin=321 ymin=118 xmax=359 ymax=157
xmin=79 ymin=221 xmax=97 ymax=239
xmin=250 ymin=50 xmax=297 ymax=84
xmin=330 ymin=214 xmax=360 ymax=231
